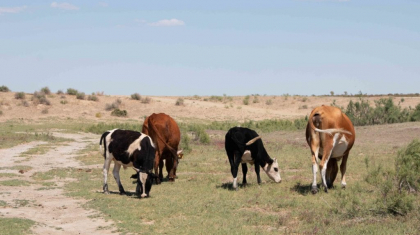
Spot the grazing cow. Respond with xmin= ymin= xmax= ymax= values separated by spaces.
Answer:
xmin=99 ymin=129 xmax=156 ymax=198
xmin=225 ymin=127 xmax=281 ymax=190
xmin=142 ymin=113 xmax=183 ymax=184
xmin=306 ymin=105 xmax=356 ymax=194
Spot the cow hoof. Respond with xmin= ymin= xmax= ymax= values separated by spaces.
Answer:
xmin=324 ymin=187 xmax=328 ymax=193
xmin=341 ymin=183 xmax=347 ymax=189
xmin=168 ymin=178 xmax=175 ymax=182
xmin=311 ymin=187 xmax=318 ymax=194
xmin=119 ymin=191 xmax=126 ymax=195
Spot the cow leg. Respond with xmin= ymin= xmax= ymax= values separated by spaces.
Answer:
xmin=310 ymin=148 xmax=320 ymax=194
xmin=159 ymin=158 xmax=164 ymax=182
xmin=340 ymin=153 xmax=349 ymax=188
xmin=241 ymin=163 xmax=248 ymax=186
xmin=326 ymin=158 xmax=338 ymax=189
xmin=154 ymin=152 xmax=161 ymax=184
xmin=320 ymin=133 xmax=340 ymax=193
xmin=102 ymin=155 xmax=112 ymax=194
xmin=230 ymin=151 xmax=242 ymax=190
xmin=255 ymin=163 xmax=262 ymax=184
xmin=112 ymin=163 xmax=125 ymax=195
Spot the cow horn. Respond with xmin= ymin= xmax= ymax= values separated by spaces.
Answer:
xmin=133 ymin=167 xmax=140 ymax=173
xmin=246 ymin=136 xmax=261 ymax=146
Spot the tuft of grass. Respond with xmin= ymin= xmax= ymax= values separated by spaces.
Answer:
xmin=0 ymin=218 xmax=36 ymax=235
xmin=0 ymin=179 xmax=31 ymax=186
xmin=95 ymin=112 xmax=102 ymax=118
xmin=60 ymin=100 xmax=68 ymax=105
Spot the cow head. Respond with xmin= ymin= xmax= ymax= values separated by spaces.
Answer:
xmin=135 ymin=171 xmax=155 ymax=198
xmin=263 ymin=158 xmax=282 ymax=183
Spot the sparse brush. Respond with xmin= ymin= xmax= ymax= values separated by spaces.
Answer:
xmin=131 ymin=93 xmax=141 ymax=100
xmin=67 ymin=88 xmax=78 ymax=95
xmin=76 ymin=92 xmax=85 ymax=100
xmin=105 ymin=99 xmax=122 ymax=111
xmin=60 ymin=100 xmax=68 ymax=105
xmin=41 ymin=87 xmax=51 ymax=95
xmin=266 ymin=99 xmax=273 ymax=105
xmin=15 ymin=92 xmax=25 ymax=100
xmin=41 ymin=108 xmax=48 ymax=114
xmin=0 ymin=110 xmax=3 ymax=115
xmin=56 ymin=90 xmax=64 ymax=94
xmin=87 ymin=95 xmax=98 ymax=101
xmin=253 ymin=96 xmax=259 ymax=103
xmin=32 ymin=91 xmax=50 ymax=105
xmin=175 ymin=98 xmax=184 ymax=106
xmin=95 ymin=112 xmax=102 ymax=118
xmin=111 ymin=109 xmax=127 ymax=117
xmin=243 ymin=95 xmax=250 ymax=105
xmin=141 ymin=97 xmax=151 ymax=104
xmin=22 ymin=100 xmax=29 ymax=107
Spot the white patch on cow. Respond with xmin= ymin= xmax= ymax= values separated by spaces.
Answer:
xmin=139 ymin=172 xmax=148 ymax=198
xmin=233 ymin=177 xmax=238 ymax=189
xmin=142 ymin=134 xmax=155 ymax=148
xmin=263 ymin=158 xmax=281 ymax=183
xmin=331 ymin=135 xmax=349 ymax=158
xmin=241 ymin=150 xmax=254 ymax=164
xmin=312 ymin=147 xmax=320 ymax=188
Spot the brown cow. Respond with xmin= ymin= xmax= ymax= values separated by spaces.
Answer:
xmin=142 ymin=113 xmax=183 ymax=184
xmin=306 ymin=105 xmax=355 ymax=194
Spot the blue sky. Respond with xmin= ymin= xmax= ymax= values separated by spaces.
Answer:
xmin=0 ymin=1 xmax=419 ymax=96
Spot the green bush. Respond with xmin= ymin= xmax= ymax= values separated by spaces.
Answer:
xmin=15 ymin=92 xmax=25 ymax=99
xmin=396 ymin=139 xmax=420 ymax=192
xmin=0 ymin=85 xmax=10 ymax=92
xmin=410 ymin=104 xmax=420 ymax=121
xmin=67 ymin=88 xmax=78 ymax=95
xmin=111 ymin=109 xmax=127 ymax=117
xmin=180 ymin=133 xmax=192 ymax=154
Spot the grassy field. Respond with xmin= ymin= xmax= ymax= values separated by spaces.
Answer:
xmin=0 ymin=119 xmax=419 ymax=234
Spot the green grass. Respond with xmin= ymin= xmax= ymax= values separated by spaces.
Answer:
xmin=0 ymin=180 xmax=31 ymax=187
xmin=0 ymin=119 xmax=419 ymax=234
xmin=0 ymin=218 xmax=36 ymax=235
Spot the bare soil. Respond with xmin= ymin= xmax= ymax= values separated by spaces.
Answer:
xmin=0 ymin=132 xmax=115 ymax=235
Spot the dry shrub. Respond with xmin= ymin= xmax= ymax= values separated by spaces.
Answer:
xmin=105 ymin=99 xmax=122 ymax=111
xmin=67 ymin=88 xmax=78 ymax=95
xmin=41 ymin=108 xmax=48 ymax=114
xmin=76 ymin=92 xmax=85 ymax=100
xmin=141 ymin=97 xmax=151 ymax=104
xmin=0 ymin=85 xmax=10 ymax=92
xmin=88 ymin=95 xmax=98 ymax=101
xmin=22 ymin=100 xmax=30 ymax=107
xmin=131 ymin=93 xmax=141 ymax=100
xmin=41 ymin=87 xmax=51 ymax=95
xmin=95 ymin=112 xmax=102 ymax=118
xmin=32 ymin=91 xmax=51 ymax=105
xmin=175 ymin=98 xmax=184 ymax=106
xmin=15 ymin=92 xmax=26 ymax=100
xmin=57 ymin=90 xmax=64 ymax=94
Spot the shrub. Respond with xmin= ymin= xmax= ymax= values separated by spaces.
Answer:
xmin=410 ymin=104 xmax=420 ymax=121
xmin=180 ymin=133 xmax=191 ymax=154
xmin=252 ymin=96 xmax=259 ymax=103
xmin=243 ymin=95 xmax=250 ymax=105
xmin=105 ymin=99 xmax=122 ymax=111
xmin=209 ymin=96 xmax=223 ymax=102
xmin=60 ymin=100 xmax=68 ymax=105
xmin=87 ymin=95 xmax=98 ymax=101
xmin=41 ymin=87 xmax=51 ymax=95
xmin=67 ymin=88 xmax=78 ymax=95
xmin=266 ymin=99 xmax=273 ymax=105
xmin=22 ymin=100 xmax=29 ymax=107
xmin=111 ymin=109 xmax=127 ymax=117
xmin=15 ymin=92 xmax=26 ymax=100
xmin=131 ymin=93 xmax=141 ymax=100
xmin=32 ymin=91 xmax=50 ymax=105
xmin=95 ymin=112 xmax=102 ymax=118
xmin=141 ymin=97 xmax=151 ymax=104
xmin=175 ymin=98 xmax=184 ymax=106
xmin=57 ymin=90 xmax=64 ymax=94
xmin=0 ymin=85 xmax=10 ymax=92
xmin=41 ymin=108 xmax=49 ymax=114
xmin=76 ymin=92 xmax=85 ymax=100
xmin=395 ymin=139 xmax=420 ymax=192
xmin=0 ymin=110 xmax=3 ymax=115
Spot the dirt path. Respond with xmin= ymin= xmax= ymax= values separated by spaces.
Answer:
xmin=0 ymin=132 xmax=116 ymax=235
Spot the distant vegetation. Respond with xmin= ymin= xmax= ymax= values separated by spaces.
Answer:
xmin=66 ymin=88 xmax=78 ymax=95
xmin=131 ymin=93 xmax=141 ymax=100
xmin=105 ymin=99 xmax=122 ymax=111
xmin=175 ymin=98 xmax=184 ymax=106
xmin=32 ymin=90 xmax=51 ymax=105
xmin=76 ymin=92 xmax=85 ymax=100
xmin=14 ymin=92 xmax=25 ymax=100
xmin=111 ymin=109 xmax=127 ymax=117
xmin=0 ymin=85 xmax=10 ymax=92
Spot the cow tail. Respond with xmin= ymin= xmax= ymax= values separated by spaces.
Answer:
xmin=148 ymin=119 xmax=179 ymax=160
xmin=99 ymin=132 xmax=110 ymax=159
xmin=308 ymin=109 xmax=352 ymax=136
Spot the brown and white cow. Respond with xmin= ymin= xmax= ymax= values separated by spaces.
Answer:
xmin=142 ymin=113 xmax=183 ymax=184
xmin=306 ymin=105 xmax=355 ymax=194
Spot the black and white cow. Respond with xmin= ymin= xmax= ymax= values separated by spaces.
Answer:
xmin=225 ymin=127 xmax=281 ymax=190
xmin=99 ymin=129 xmax=156 ymax=198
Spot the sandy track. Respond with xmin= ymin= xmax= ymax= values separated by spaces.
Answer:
xmin=0 ymin=132 xmax=116 ymax=235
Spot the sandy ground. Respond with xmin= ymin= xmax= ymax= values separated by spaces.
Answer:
xmin=1 ymin=91 xmax=420 ymax=122
xmin=0 ymin=132 xmax=116 ymax=235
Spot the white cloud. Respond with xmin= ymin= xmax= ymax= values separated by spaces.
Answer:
xmin=99 ymin=2 xmax=108 ymax=7
xmin=0 ymin=6 xmax=27 ymax=14
xmin=50 ymin=2 xmax=79 ymax=10
xmin=148 ymin=19 xmax=185 ymax=27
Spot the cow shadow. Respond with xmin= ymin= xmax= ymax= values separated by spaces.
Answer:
xmin=291 ymin=182 xmax=314 ymax=196
xmin=216 ymin=182 xmax=247 ymax=191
